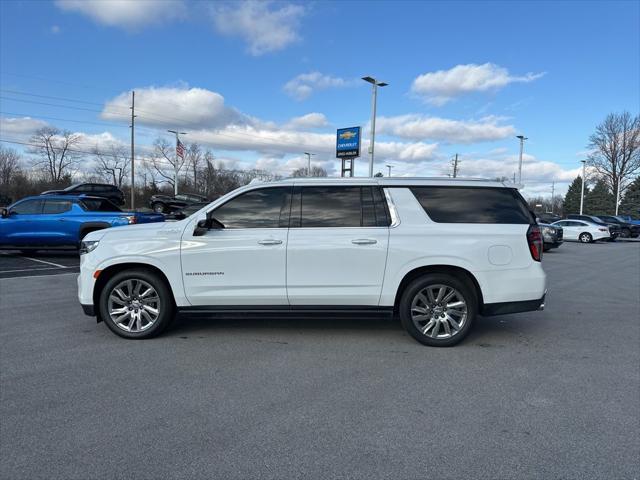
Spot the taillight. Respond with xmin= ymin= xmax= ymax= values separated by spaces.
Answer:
xmin=125 ymin=215 xmax=137 ymax=224
xmin=527 ymin=225 xmax=543 ymax=262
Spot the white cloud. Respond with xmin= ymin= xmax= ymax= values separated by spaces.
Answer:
xmin=284 ymin=112 xmax=329 ymax=129
xmin=50 ymin=25 xmax=61 ymax=34
xmin=283 ymin=72 xmax=357 ymax=100
xmin=211 ymin=1 xmax=305 ymax=55
xmin=101 ymin=86 xmax=248 ymax=129
xmin=411 ymin=63 xmax=545 ymax=105
xmin=0 ymin=117 xmax=49 ymax=140
xmin=55 ymin=0 xmax=185 ymax=29
xmin=376 ymin=114 xmax=516 ymax=143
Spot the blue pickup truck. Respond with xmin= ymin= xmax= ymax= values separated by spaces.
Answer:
xmin=0 ymin=195 xmax=164 ymax=252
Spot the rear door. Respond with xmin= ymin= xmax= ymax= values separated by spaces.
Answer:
xmin=181 ymin=186 xmax=292 ymax=306
xmin=286 ymin=185 xmax=390 ymax=306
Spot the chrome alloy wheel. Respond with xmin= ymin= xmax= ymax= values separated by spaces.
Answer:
xmin=107 ymin=279 xmax=161 ymax=333
xmin=410 ymin=284 xmax=468 ymax=339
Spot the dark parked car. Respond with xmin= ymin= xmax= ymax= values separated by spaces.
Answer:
xmin=0 ymin=195 xmax=164 ymax=252
xmin=595 ymin=215 xmax=640 ymax=238
xmin=567 ymin=214 xmax=620 ymax=241
xmin=0 ymin=194 xmax=12 ymax=207
xmin=42 ymin=183 xmax=125 ymax=206
xmin=538 ymin=222 xmax=563 ymax=251
xmin=149 ymin=193 xmax=208 ymax=214
xmin=537 ymin=212 xmax=561 ymax=224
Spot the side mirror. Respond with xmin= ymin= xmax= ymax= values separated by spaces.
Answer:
xmin=1 ymin=208 xmax=9 ymax=219
xmin=193 ymin=217 xmax=224 ymax=236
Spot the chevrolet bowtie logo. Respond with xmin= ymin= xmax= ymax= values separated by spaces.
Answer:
xmin=339 ymin=131 xmax=357 ymax=140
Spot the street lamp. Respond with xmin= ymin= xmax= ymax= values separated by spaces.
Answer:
xmin=580 ymin=159 xmax=586 ymax=214
xmin=304 ymin=152 xmax=315 ymax=177
xmin=386 ymin=164 xmax=393 ymax=177
xmin=363 ymin=76 xmax=388 ymax=178
xmin=516 ymin=135 xmax=528 ymax=184
xmin=168 ymin=129 xmax=187 ymax=195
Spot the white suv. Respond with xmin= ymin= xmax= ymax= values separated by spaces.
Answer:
xmin=78 ymin=178 xmax=546 ymax=346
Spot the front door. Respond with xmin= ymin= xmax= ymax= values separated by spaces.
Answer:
xmin=181 ymin=186 xmax=292 ymax=306
xmin=286 ymin=185 xmax=390 ymax=306
xmin=0 ymin=198 xmax=43 ymax=246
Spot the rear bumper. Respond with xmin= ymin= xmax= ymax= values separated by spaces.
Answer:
xmin=81 ymin=304 xmax=95 ymax=316
xmin=482 ymin=291 xmax=546 ymax=316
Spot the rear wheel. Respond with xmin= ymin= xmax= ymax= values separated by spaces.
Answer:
xmin=99 ymin=269 xmax=175 ymax=339
xmin=579 ymin=232 xmax=593 ymax=243
xmin=399 ymin=273 xmax=477 ymax=347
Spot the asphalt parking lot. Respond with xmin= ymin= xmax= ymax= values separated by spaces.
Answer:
xmin=1 ymin=241 xmax=639 ymax=479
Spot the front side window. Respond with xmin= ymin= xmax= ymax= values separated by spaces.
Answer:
xmin=43 ymin=199 xmax=72 ymax=214
xmin=410 ymin=187 xmax=533 ymax=224
xmin=11 ymin=199 xmax=42 ymax=215
xmin=211 ymin=187 xmax=291 ymax=229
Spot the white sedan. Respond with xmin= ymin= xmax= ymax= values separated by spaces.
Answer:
xmin=551 ymin=220 xmax=610 ymax=243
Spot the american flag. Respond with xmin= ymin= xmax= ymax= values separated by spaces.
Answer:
xmin=176 ymin=138 xmax=185 ymax=159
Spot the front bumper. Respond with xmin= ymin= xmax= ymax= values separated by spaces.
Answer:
xmin=81 ymin=304 xmax=95 ymax=316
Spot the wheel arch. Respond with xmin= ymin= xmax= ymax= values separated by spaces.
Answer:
xmin=393 ymin=265 xmax=484 ymax=314
xmin=93 ymin=262 xmax=176 ymax=322
xmin=79 ymin=222 xmax=111 ymax=242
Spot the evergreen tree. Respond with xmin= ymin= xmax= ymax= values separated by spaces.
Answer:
xmin=585 ymin=179 xmax=614 ymax=215
xmin=562 ymin=176 xmax=585 ymax=215
xmin=620 ymin=176 xmax=640 ymax=217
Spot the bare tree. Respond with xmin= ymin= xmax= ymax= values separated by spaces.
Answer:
xmin=0 ymin=146 xmax=21 ymax=187
xmin=92 ymin=144 xmax=129 ymax=188
xmin=185 ymin=143 xmax=204 ymax=189
xmin=28 ymin=127 xmax=82 ymax=183
xmin=587 ymin=111 xmax=640 ymax=198
xmin=150 ymin=137 xmax=185 ymax=188
xmin=291 ymin=166 xmax=328 ymax=177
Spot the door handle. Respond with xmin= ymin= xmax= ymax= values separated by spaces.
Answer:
xmin=351 ymin=239 xmax=377 ymax=245
xmin=258 ymin=239 xmax=283 ymax=245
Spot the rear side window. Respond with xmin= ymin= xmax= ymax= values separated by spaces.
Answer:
xmin=410 ymin=187 xmax=533 ymax=224
xmin=43 ymin=199 xmax=72 ymax=214
xmin=291 ymin=186 xmax=390 ymax=228
xmin=212 ymin=187 xmax=291 ymax=229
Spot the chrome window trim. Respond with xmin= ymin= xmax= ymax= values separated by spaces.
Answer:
xmin=383 ymin=187 xmax=400 ymax=228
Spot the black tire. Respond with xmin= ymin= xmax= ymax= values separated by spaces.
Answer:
xmin=543 ymin=244 xmax=551 ymax=252
xmin=399 ymin=273 xmax=477 ymax=347
xmin=620 ymin=228 xmax=631 ymax=239
xmin=152 ymin=202 xmax=165 ymax=214
xmin=579 ymin=232 xmax=593 ymax=243
xmin=99 ymin=269 xmax=175 ymax=339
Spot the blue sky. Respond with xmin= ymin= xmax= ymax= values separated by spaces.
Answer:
xmin=1 ymin=0 xmax=638 ymax=197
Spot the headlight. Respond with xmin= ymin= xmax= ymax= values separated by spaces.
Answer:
xmin=542 ymin=227 xmax=553 ymax=235
xmin=79 ymin=240 xmax=99 ymax=255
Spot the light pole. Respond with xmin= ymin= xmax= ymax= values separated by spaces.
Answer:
xmin=615 ymin=181 xmax=621 ymax=215
xmin=516 ymin=135 xmax=527 ymax=184
xmin=363 ymin=76 xmax=388 ymax=178
xmin=168 ymin=129 xmax=187 ymax=195
xmin=386 ymin=164 xmax=393 ymax=177
xmin=304 ymin=152 xmax=315 ymax=177
xmin=580 ymin=159 xmax=586 ymax=214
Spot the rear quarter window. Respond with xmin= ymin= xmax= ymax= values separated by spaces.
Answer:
xmin=410 ymin=186 xmax=534 ymax=224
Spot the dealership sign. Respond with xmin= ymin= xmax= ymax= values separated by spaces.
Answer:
xmin=336 ymin=127 xmax=361 ymax=158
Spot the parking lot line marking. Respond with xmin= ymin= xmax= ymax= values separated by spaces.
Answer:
xmin=22 ymin=256 xmax=68 ymax=268
xmin=0 ymin=271 xmax=78 ymax=280
xmin=0 ymin=267 xmax=62 ymax=274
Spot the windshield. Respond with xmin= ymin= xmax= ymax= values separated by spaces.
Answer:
xmin=80 ymin=198 xmax=122 ymax=212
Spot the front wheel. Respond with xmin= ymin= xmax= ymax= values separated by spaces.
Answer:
xmin=399 ymin=273 xmax=477 ymax=347
xmin=579 ymin=232 xmax=593 ymax=243
xmin=152 ymin=203 xmax=165 ymax=214
xmin=620 ymin=228 xmax=631 ymax=239
xmin=99 ymin=269 xmax=175 ymax=339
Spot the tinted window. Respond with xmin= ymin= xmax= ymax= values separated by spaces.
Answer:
xmin=12 ymin=199 xmax=42 ymax=214
xmin=212 ymin=187 xmax=291 ymax=229
xmin=410 ymin=187 xmax=533 ymax=224
xmin=292 ymin=186 xmax=390 ymax=228
xmin=43 ymin=199 xmax=72 ymax=214
xmin=298 ymin=187 xmax=362 ymax=227
xmin=81 ymin=198 xmax=121 ymax=212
